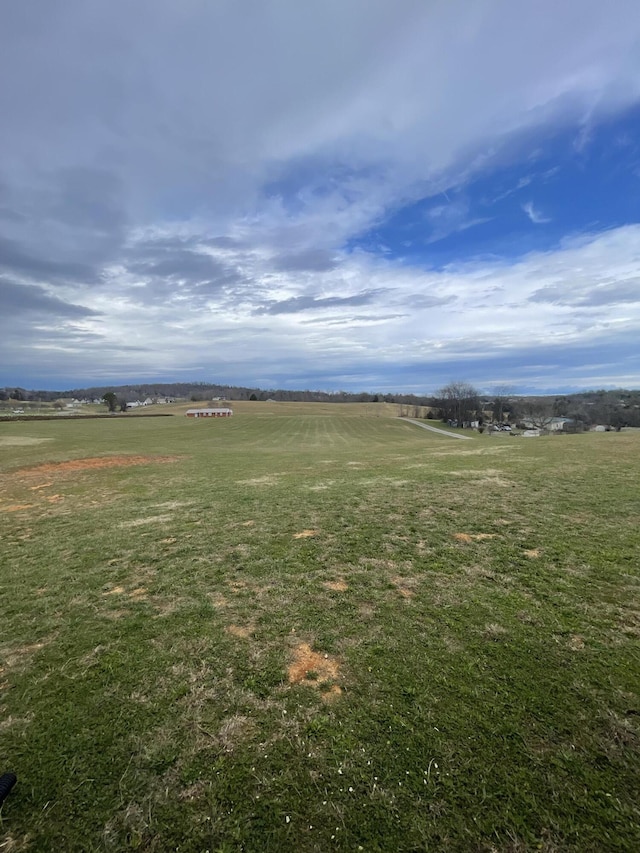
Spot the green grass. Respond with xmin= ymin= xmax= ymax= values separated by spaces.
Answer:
xmin=1 ymin=411 xmax=639 ymax=851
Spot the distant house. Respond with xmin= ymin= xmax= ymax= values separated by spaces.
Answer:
xmin=548 ymin=417 xmax=573 ymax=431
xmin=522 ymin=417 xmax=573 ymax=432
xmin=186 ymin=408 xmax=233 ymax=418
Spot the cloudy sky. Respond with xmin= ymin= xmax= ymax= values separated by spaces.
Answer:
xmin=2 ymin=0 xmax=640 ymax=394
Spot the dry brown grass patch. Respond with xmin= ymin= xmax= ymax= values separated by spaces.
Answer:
xmin=324 ymin=579 xmax=348 ymax=592
xmin=226 ymin=624 xmax=254 ymax=639
xmin=216 ymin=714 xmax=255 ymax=752
xmin=524 ymin=548 xmax=542 ymax=558
xmin=293 ymin=529 xmax=319 ymax=539
xmin=103 ymin=586 xmax=126 ymax=595
xmin=120 ymin=514 xmax=173 ymax=528
xmin=484 ymin=623 xmax=508 ymax=640
xmin=321 ymin=684 xmax=343 ymax=702
xmin=391 ymin=576 xmax=418 ymax=599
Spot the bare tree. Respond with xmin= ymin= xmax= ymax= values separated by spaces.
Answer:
xmin=436 ymin=382 xmax=480 ymax=426
xmin=521 ymin=399 xmax=555 ymax=432
xmin=490 ymin=384 xmax=514 ymax=423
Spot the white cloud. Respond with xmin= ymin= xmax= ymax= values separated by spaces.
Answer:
xmin=522 ymin=202 xmax=551 ymax=224
xmin=4 ymin=223 xmax=638 ymax=391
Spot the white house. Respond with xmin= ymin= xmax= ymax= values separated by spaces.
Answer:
xmin=186 ymin=408 xmax=233 ymax=418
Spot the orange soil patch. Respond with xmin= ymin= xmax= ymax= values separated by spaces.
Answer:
xmin=1 ymin=504 xmax=34 ymax=512
xmin=324 ymin=580 xmax=348 ymax=592
xmin=524 ymin=548 xmax=541 ymax=558
xmin=453 ymin=532 xmax=496 ymax=543
xmin=293 ymin=529 xmax=319 ymax=539
xmin=288 ymin=643 xmax=341 ymax=691
xmin=17 ymin=455 xmax=182 ymax=480
xmin=103 ymin=586 xmax=126 ymax=595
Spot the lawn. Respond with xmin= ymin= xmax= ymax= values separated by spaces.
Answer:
xmin=1 ymin=409 xmax=639 ymax=851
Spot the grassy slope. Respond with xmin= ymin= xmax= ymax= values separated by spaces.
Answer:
xmin=0 ymin=411 xmax=639 ymax=851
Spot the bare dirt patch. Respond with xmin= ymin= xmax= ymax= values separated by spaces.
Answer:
xmin=453 ymin=532 xmax=497 ymax=543
xmin=288 ymin=643 xmax=341 ymax=695
xmin=324 ymin=579 xmax=348 ymax=592
xmin=293 ymin=529 xmax=319 ymax=539
xmin=524 ymin=548 xmax=542 ymax=558
xmin=16 ymin=455 xmax=182 ymax=482
xmin=0 ymin=504 xmax=35 ymax=512
xmin=103 ymin=586 xmax=126 ymax=596
xmin=568 ymin=635 xmax=585 ymax=651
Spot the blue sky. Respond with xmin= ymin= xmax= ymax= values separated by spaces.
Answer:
xmin=349 ymin=107 xmax=640 ymax=269
xmin=1 ymin=0 xmax=640 ymax=394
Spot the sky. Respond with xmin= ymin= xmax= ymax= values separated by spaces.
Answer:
xmin=2 ymin=0 xmax=640 ymax=395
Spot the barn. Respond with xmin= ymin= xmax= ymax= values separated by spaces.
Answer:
xmin=185 ymin=408 xmax=233 ymax=418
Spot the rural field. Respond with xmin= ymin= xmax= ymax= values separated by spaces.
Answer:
xmin=0 ymin=406 xmax=639 ymax=852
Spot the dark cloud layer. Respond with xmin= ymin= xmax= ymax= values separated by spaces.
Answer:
xmin=0 ymin=278 xmax=98 ymax=318
xmin=255 ymin=289 xmax=387 ymax=315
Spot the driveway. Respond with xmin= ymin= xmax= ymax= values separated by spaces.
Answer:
xmin=404 ymin=419 xmax=474 ymax=439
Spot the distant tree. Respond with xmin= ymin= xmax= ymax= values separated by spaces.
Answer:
xmin=102 ymin=392 xmax=118 ymax=413
xmin=521 ymin=400 xmax=555 ymax=432
xmin=553 ymin=396 xmax=570 ymax=417
xmin=436 ymin=382 xmax=480 ymax=425
xmin=249 ymin=393 xmax=258 ymax=401
xmin=119 ymin=398 xmax=128 ymax=413
xmin=490 ymin=385 xmax=514 ymax=423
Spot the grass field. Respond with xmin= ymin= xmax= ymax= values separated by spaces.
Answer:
xmin=1 ymin=408 xmax=639 ymax=851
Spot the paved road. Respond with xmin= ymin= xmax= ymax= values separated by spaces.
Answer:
xmin=405 ymin=419 xmax=474 ymax=439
